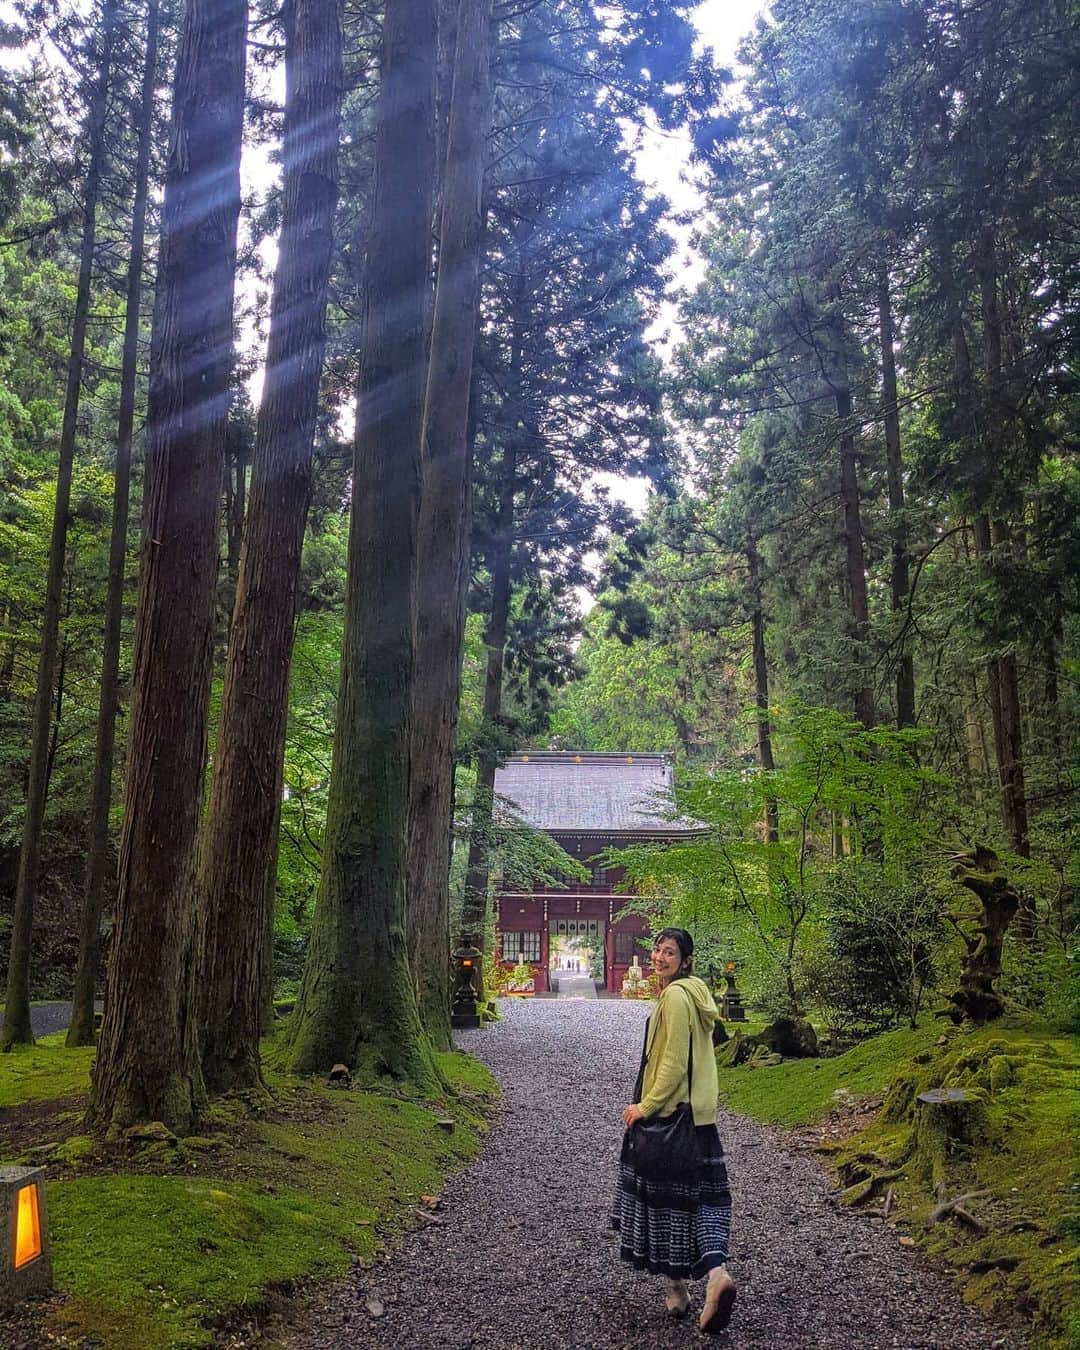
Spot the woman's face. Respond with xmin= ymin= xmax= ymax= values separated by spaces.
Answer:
xmin=652 ymin=937 xmax=683 ymax=980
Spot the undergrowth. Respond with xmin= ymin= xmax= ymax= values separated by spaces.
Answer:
xmin=717 ymin=1017 xmax=1079 ymax=1345
xmin=715 ymin=1023 xmax=927 ymax=1125
xmin=0 ymin=1034 xmax=497 ymax=1348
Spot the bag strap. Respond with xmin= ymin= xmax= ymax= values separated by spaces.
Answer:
xmin=633 ymin=1017 xmax=650 ymax=1102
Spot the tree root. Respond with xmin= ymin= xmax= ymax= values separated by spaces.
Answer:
xmin=968 ymin=1255 xmax=1018 ymax=1273
xmin=926 ymin=1185 xmax=990 ymax=1231
xmin=840 ymin=1166 xmax=907 ymax=1207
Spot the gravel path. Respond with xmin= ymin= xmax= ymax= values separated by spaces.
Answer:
xmin=0 ymin=1000 xmax=95 ymax=1037
xmin=291 ymin=998 xmax=1009 ymax=1349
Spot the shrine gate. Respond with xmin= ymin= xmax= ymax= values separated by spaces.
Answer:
xmin=492 ymin=751 xmax=702 ymax=993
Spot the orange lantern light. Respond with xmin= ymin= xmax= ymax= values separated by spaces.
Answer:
xmin=2 ymin=1165 xmax=52 ymax=1303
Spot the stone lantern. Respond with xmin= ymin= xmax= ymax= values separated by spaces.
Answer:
xmin=450 ymin=938 xmax=482 ymax=1029
xmin=719 ymin=960 xmax=747 ymax=1023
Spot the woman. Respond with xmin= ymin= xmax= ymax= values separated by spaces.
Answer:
xmin=611 ymin=927 xmax=736 ymax=1333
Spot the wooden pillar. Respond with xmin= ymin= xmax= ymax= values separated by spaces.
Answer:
xmin=539 ymin=922 xmax=550 ymax=993
xmin=604 ymin=924 xmax=615 ymax=993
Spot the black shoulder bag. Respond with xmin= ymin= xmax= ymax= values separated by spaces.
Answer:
xmin=626 ymin=996 xmax=701 ymax=1184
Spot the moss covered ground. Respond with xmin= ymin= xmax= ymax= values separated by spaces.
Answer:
xmin=717 ymin=1018 xmax=1079 ymax=1346
xmin=0 ymin=1037 xmax=96 ymax=1106
xmin=716 ymin=1023 xmax=929 ymax=1125
xmin=0 ymin=1034 xmax=497 ymax=1347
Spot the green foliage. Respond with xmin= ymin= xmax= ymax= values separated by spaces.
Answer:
xmin=489 ymin=801 xmax=589 ymax=893
xmin=610 ymin=701 xmax=946 ymax=1016
xmin=548 ymin=603 xmax=716 ymax=757
xmin=799 ymin=864 xmax=945 ymax=1034
xmin=505 ymin=961 xmax=535 ymax=992
xmin=273 ymin=515 xmax=348 ymax=945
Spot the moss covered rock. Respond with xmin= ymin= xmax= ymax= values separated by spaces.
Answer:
xmin=757 ymin=1017 xmax=819 ymax=1059
xmin=54 ymin=1135 xmax=97 ymax=1168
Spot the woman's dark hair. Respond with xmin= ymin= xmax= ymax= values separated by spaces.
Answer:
xmin=654 ymin=926 xmax=694 ymax=977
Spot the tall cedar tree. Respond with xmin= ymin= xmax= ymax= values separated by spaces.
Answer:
xmin=455 ymin=0 xmax=690 ymax=957
xmin=407 ymin=0 xmax=495 ymax=1048
xmin=195 ymin=0 xmax=342 ymax=1093
xmin=670 ymin=0 xmax=1075 ymax=862
xmin=88 ymin=0 xmax=248 ymax=1130
xmin=288 ymin=0 xmax=437 ymax=1082
xmin=68 ymin=0 xmax=162 ymax=1048
xmin=2 ymin=0 xmax=118 ymax=1049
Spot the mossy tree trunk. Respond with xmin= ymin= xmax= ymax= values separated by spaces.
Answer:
xmin=834 ymin=380 xmax=875 ymax=732
xmin=87 ymin=0 xmax=248 ymax=1132
xmin=944 ymin=847 xmax=1020 ymax=1024
xmin=68 ymin=0 xmax=162 ymax=1050
xmin=194 ymin=0 xmax=342 ymax=1095
xmin=459 ymin=424 xmax=517 ymax=968
xmin=408 ymin=0 xmax=494 ymax=1049
xmin=288 ymin=0 xmax=437 ymax=1084
xmin=913 ymin=1087 xmax=987 ymax=1188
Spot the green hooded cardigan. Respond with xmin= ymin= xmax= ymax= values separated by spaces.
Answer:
xmin=637 ymin=975 xmax=720 ymax=1126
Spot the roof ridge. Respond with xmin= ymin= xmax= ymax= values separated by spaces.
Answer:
xmin=508 ymin=750 xmax=671 ymax=762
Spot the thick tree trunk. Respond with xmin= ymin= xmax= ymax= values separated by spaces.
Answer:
xmin=68 ymin=0 xmax=161 ymax=1050
xmin=86 ymin=0 xmax=247 ymax=1131
xmin=195 ymin=0 xmax=342 ymax=1095
xmin=2 ymin=1 xmax=117 ymax=1050
xmin=288 ymin=0 xmax=437 ymax=1083
xmin=459 ymin=424 xmax=517 ymax=962
xmin=989 ymin=521 xmax=1029 ymax=860
xmin=835 ymin=385 xmax=875 ymax=730
xmin=224 ymin=426 xmax=246 ymax=585
xmin=746 ymin=536 xmax=778 ymax=843
xmin=407 ymin=0 xmax=493 ymax=1050
xmin=878 ymin=271 xmax=915 ymax=730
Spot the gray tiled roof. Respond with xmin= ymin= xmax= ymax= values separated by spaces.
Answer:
xmin=493 ymin=751 xmax=703 ymax=835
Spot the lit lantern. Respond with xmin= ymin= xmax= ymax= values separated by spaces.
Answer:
xmin=1 ymin=1166 xmax=52 ymax=1303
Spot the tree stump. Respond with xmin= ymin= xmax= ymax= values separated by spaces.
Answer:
xmin=913 ymin=1087 xmax=986 ymax=1187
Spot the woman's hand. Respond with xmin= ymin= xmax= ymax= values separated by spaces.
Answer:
xmin=623 ymin=1103 xmax=645 ymax=1129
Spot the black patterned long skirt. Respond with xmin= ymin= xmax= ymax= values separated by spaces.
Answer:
xmin=610 ymin=1123 xmax=732 ymax=1279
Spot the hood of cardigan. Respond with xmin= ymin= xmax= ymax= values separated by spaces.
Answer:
xmin=670 ymin=974 xmax=718 ymax=1031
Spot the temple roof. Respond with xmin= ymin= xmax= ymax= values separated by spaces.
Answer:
xmin=493 ymin=751 xmax=703 ymax=836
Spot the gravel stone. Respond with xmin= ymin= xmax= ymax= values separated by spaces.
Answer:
xmin=288 ymin=998 xmax=1013 ymax=1348
xmin=0 ymin=1001 xmax=100 ymax=1038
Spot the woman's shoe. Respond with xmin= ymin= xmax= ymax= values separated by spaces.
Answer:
xmin=699 ymin=1267 xmax=736 ymax=1334
xmin=664 ymin=1278 xmax=690 ymax=1318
